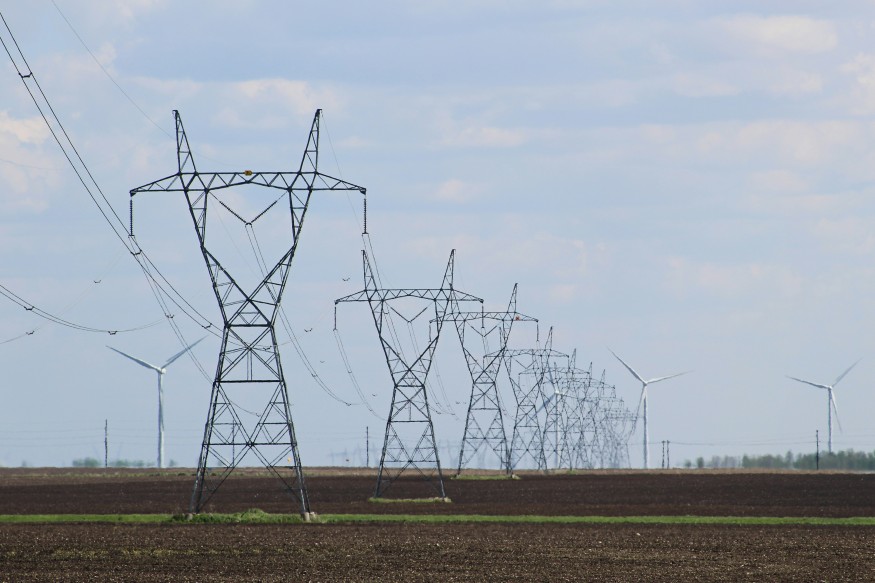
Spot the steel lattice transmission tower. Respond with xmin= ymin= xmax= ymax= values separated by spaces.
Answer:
xmin=130 ymin=109 xmax=365 ymax=516
xmin=447 ymin=284 xmax=536 ymax=475
xmin=502 ymin=328 xmax=568 ymax=471
xmin=335 ymin=250 xmax=482 ymax=498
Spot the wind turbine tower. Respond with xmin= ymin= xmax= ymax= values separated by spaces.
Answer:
xmin=787 ymin=360 xmax=859 ymax=454
xmin=610 ymin=349 xmax=689 ymax=469
xmin=108 ymin=337 xmax=204 ymax=468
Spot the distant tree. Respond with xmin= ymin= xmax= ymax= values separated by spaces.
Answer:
xmin=696 ymin=456 xmax=704 ymax=469
xmin=72 ymin=457 xmax=101 ymax=468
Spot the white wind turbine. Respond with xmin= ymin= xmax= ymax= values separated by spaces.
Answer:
xmin=108 ymin=337 xmax=205 ymax=468
xmin=786 ymin=360 xmax=859 ymax=454
xmin=610 ymin=349 xmax=690 ymax=469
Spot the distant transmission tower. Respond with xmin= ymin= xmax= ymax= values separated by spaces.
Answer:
xmin=335 ymin=250 xmax=481 ymax=498
xmin=130 ymin=110 xmax=366 ymax=516
xmin=503 ymin=328 xmax=567 ymax=471
xmin=446 ymin=284 xmax=536 ymax=475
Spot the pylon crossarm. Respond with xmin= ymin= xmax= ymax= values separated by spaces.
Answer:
xmin=337 ymin=288 xmax=482 ymax=304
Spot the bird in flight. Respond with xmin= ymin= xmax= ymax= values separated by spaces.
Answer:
xmin=342 ymin=277 xmax=350 ymax=282
xmin=304 ymin=328 xmax=313 ymax=333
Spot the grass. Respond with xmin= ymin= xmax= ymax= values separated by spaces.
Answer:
xmin=367 ymin=496 xmax=452 ymax=504
xmin=0 ymin=514 xmax=171 ymax=523
xmin=173 ymin=509 xmax=304 ymax=524
xmin=452 ymin=474 xmax=520 ymax=481
xmin=2 ymin=512 xmax=875 ymax=526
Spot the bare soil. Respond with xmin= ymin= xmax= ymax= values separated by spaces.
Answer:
xmin=0 ymin=467 xmax=873 ymax=517
xmin=2 ymin=522 xmax=874 ymax=582
xmin=1 ymin=468 xmax=874 ymax=581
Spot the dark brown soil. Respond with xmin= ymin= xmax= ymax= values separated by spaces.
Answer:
xmin=0 ymin=467 xmax=873 ymax=517
xmin=2 ymin=468 xmax=874 ymax=581
xmin=1 ymin=522 xmax=874 ymax=582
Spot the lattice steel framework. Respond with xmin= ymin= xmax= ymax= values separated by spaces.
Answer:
xmin=549 ymin=359 xmax=634 ymax=470
xmin=446 ymin=284 xmax=536 ymax=475
xmin=502 ymin=329 xmax=568 ymax=471
xmin=335 ymin=250 xmax=482 ymax=497
xmin=131 ymin=109 xmax=365 ymax=515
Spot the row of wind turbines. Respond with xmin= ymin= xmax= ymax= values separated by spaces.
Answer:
xmin=106 ymin=335 xmax=859 ymax=471
xmin=608 ymin=350 xmax=859 ymax=469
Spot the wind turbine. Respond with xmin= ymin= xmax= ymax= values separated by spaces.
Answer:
xmin=609 ymin=349 xmax=689 ymax=469
xmin=108 ymin=337 xmax=205 ymax=468
xmin=787 ymin=360 xmax=859 ymax=454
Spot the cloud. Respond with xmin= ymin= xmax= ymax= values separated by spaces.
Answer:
xmin=0 ymin=112 xmax=50 ymax=145
xmin=214 ymin=79 xmax=340 ymax=129
xmin=842 ymin=53 xmax=875 ymax=114
xmin=664 ymin=257 xmax=803 ymax=300
xmin=748 ymin=170 xmax=808 ymax=194
xmin=671 ymin=73 xmax=739 ymax=98
xmin=765 ymin=69 xmax=823 ymax=97
xmin=440 ymin=124 xmax=528 ymax=148
xmin=719 ymin=15 xmax=838 ymax=55
xmin=813 ymin=217 xmax=875 ymax=255
xmin=431 ymin=179 xmax=483 ymax=203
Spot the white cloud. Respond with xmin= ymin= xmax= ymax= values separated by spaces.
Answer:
xmin=720 ymin=15 xmax=838 ymax=55
xmin=813 ymin=217 xmax=875 ymax=255
xmin=841 ymin=53 xmax=875 ymax=114
xmin=440 ymin=124 xmax=527 ymax=148
xmin=0 ymin=112 xmax=50 ymax=145
xmin=214 ymin=79 xmax=339 ymax=129
xmin=664 ymin=257 xmax=803 ymax=300
xmin=749 ymin=170 xmax=808 ymax=194
xmin=765 ymin=69 xmax=823 ymax=96
xmin=431 ymin=179 xmax=482 ymax=203
xmin=671 ymin=73 xmax=739 ymax=98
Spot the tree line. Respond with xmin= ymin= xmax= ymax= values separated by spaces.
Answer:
xmin=684 ymin=449 xmax=875 ymax=471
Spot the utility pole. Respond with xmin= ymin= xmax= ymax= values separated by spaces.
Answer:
xmin=365 ymin=426 xmax=369 ymax=468
xmin=445 ymin=284 xmax=536 ymax=476
xmin=104 ymin=419 xmax=108 ymax=469
xmin=131 ymin=109 xmax=366 ymax=517
xmin=335 ymin=250 xmax=482 ymax=498
xmin=816 ymin=430 xmax=820 ymax=470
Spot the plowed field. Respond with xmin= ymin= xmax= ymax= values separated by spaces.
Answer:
xmin=1 ymin=468 xmax=874 ymax=581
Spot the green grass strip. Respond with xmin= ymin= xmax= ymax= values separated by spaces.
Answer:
xmin=319 ymin=514 xmax=875 ymax=526
xmin=1 ymin=512 xmax=875 ymax=526
xmin=0 ymin=514 xmax=172 ymax=523
xmin=452 ymin=474 xmax=520 ymax=481
xmin=367 ymin=497 xmax=452 ymax=504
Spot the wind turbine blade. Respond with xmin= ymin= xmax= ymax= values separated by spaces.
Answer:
xmin=647 ymin=371 xmax=691 ymax=385
xmin=107 ymin=346 xmax=161 ymax=372
xmin=162 ymin=336 xmax=206 ymax=368
xmin=786 ymin=376 xmax=830 ymax=390
xmin=609 ymin=349 xmax=645 ymax=384
xmin=832 ymin=359 xmax=861 ymax=387
xmin=831 ymin=393 xmax=843 ymax=433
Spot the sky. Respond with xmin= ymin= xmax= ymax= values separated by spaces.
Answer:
xmin=1 ymin=0 xmax=875 ymax=470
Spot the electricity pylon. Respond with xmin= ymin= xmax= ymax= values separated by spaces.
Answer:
xmin=335 ymin=250 xmax=482 ymax=498
xmin=503 ymin=328 xmax=567 ymax=471
xmin=446 ymin=284 xmax=536 ymax=475
xmin=130 ymin=109 xmax=365 ymax=516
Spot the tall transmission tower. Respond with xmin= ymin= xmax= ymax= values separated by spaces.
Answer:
xmin=446 ymin=284 xmax=536 ymax=475
xmin=335 ymin=250 xmax=482 ymax=498
xmin=130 ymin=110 xmax=366 ymax=516
xmin=502 ymin=328 xmax=568 ymax=471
